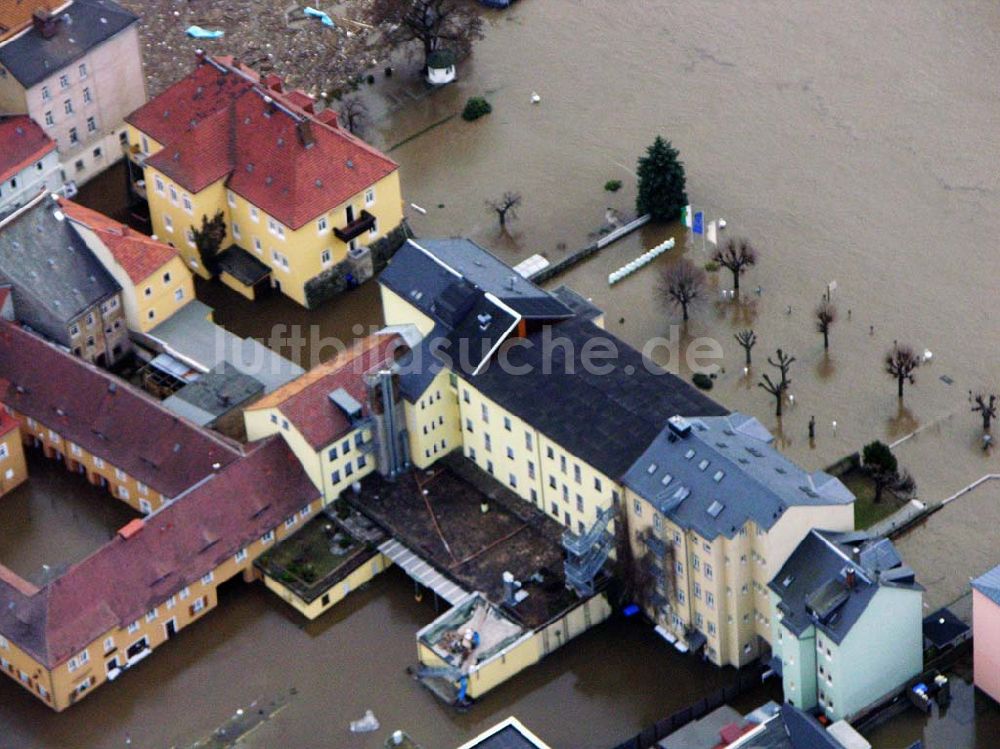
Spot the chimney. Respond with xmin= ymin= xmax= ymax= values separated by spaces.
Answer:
xmin=845 ymin=566 xmax=856 ymax=589
xmin=194 ymin=48 xmax=206 ymax=63
xmin=32 ymin=10 xmax=60 ymax=39
xmin=263 ymin=74 xmax=283 ymax=93
xmin=297 ymin=120 xmax=315 ymax=149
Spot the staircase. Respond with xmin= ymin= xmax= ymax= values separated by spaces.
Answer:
xmin=563 ymin=506 xmax=615 ymax=597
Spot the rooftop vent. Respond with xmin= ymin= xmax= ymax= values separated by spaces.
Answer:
xmin=328 ymin=387 xmax=363 ymax=421
xmin=667 ymin=415 xmax=692 ymax=437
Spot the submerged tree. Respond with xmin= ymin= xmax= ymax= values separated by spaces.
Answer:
xmin=862 ymin=440 xmax=916 ymax=503
xmin=191 ymin=211 xmax=227 ymax=277
xmin=486 ymin=191 xmax=523 ymax=229
xmin=815 ymin=300 xmax=837 ymax=350
xmin=636 ymin=136 xmax=687 ymax=223
xmin=758 ymin=348 xmax=795 ymax=417
xmin=367 ymin=0 xmax=484 ymax=71
xmin=734 ymin=329 xmax=757 ymax=366
xmin=712 ymin=237 xmax=757 ymax=294
xmin=973 ymin=393 xmax=998 ymax=432
xmin=338 ymin=95 xmax=369 ymax=135
xmin=885 ymin=343 xmax=921 ymax=399
xmin=659 ymin=258 xmax=705 ymax=322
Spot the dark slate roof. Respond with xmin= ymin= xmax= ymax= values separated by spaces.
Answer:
xmin=0 ymin=195 xmax=119 ymax=328
xmin=972 ymin=564 xmax=1000 ymax=607
xmin=396 ymin=323 xmax=448 ymax=402
xmin=757 ymin=705 xmax=847 ymax=749
xmin=623 ymin=414 xmax=854 ymax=540
xmin=217 ymin=244 xmax=271 ymax=286
xmin=769 ymin=530 xmax=921 ymax=644
xmin=165 ymin=361 xmax=265 ymax=422
xmin=453 ymin=314 xmax=726 ymax=479
xmin=550 ymin=284 xmax=603 ymax=322
xmin=464 ymin=725 xmax=540 ymax=749
xmin=380 ymin=239 xmax=573 ymax=323
xmin=923 ymin=607 xmax=969 ymax=649
xmin=0 ymin=0 xmax=138 ymax=88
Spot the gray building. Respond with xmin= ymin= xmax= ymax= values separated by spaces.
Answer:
xmin=0 ymin=0 xmax=146 ymax=186
xmin=0 ymin=191 xmax=128 ymax=366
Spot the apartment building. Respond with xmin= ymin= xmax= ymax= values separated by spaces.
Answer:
xmin=244 ymin=333 xmax=403 ymax=500
xmin=0 ymin=320 xmax=241 ymax=514
xmin=0 ymin=0 xmax=146 ymax=186
xmin=769 ymin=530 xmax=923 ymax=721
xmin=0 ymin=406 xmax=27 ymax=496
xmin=621 ymin=413 xmax=855 ymax=667
xmin=973 ymin=564 xmax=1000 ymax=705
xmin=379 ymin=238 xmax=729 ymax=598
xmin=125 ymin=54 xmax=403 ymax=308
xmin=0 ymin=191 xmax=129 ymax=367
xmin=59 ymin=198 xmax=194 ymax=333
xmin=0 ymin=435 xmax=320 ymax=711
xmin=0 ymin=114 xmax=60 ymax=215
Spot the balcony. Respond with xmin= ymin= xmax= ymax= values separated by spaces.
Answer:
xmin=334 ymin=210 xmax=376 ymax=242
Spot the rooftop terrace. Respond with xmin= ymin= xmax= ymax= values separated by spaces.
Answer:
xmin=348 ymin=455 xmax=594 ymax=630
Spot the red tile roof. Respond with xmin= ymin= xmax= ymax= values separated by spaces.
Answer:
xmin=0 ymin=435 xmax=319 ymax=668
xmin=246 ymin=332 xmax=403 ymax=450
xmin=128 ymin=55 xmax=398 ymax=230
xmin=0 ymin=321 xmax=242 ymax=497
xmin=58 ymin=199 xmax=181 ymax=284
xmin=0 ymin=115 xmax=55 ymax=184
xmin=0 ymin=407 xmax=18 ymax=438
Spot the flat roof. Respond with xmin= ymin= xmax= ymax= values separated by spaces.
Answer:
xmin=348 ymin=456 xmax=593 ymax=630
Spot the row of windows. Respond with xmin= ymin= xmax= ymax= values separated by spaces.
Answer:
xmin=330 ymin=455 xmax=367 ymax=485
xmin=40 ymin=64 xmax=87 ymax=104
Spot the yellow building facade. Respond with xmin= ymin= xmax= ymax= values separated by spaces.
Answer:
xmin=0 ymin=413 xmax=27 ymax=497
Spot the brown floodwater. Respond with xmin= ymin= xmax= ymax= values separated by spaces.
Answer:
xmin=0 ymin=450 xmax=140 ymax=587
xmin=45 ymin=0 xmax=1000 ymax=746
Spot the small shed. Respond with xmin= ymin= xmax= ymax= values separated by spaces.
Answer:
xmin=426 ymin=49 xmax=456 ymax=85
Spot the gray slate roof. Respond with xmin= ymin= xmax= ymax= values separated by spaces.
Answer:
xmin=0 ymin=196 xmax=119 ymax=340
xmin=381 ymin=237 xmax=726 ymax=479
xmin=0 ymin=0 xmax=138 ymax=88
xmin=162 ymin=361 xmax=264 ymax=426
xmin=972 ymin=564 xmax=1000 ymax=607
xmin=623 ymin=414 xmax=854 ymax=540
xmin=380 ymin=239 xmax=573 ymax=322
xmin=770 ymin=529 xmax=921 ymax=644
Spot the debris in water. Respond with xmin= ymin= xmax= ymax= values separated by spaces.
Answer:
xmin=350 ymin=709 xmax=380 ymax=733
xmin=304 ymin=7 xmax=335 ymax=27
xmin=186 ymin=25 xmax=224 ymax=39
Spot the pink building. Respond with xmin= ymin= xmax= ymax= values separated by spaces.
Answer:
xmin=972 ymin=565 xmax=1000 ymax=703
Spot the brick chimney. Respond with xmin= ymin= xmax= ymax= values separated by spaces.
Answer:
xmin=845 ymin=566 xmax=856 ymax=589
xmin=297 ymin=119 xmax=314 ymax=149
xmin=32 ymin=9 xmax=60 ymax=39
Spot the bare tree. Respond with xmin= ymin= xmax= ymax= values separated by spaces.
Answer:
xmin=734 ymin=329 xmax=757 ymax=366
xmin=815 ymin=300 xmax=837 ymax=350
xmin=659 ymin=259 xmax=706 ymax=322
xmin=973 ymin=393 xmax=998 ymax=432
xmin=338 ymin=95 xmax=369 ymax=135
xmin=367 ymin=0 xmax=484 ymax=71
xmin=758 ymin=348 xmax=795 ymax=417
xmin=885 ymin=343 xmax=921 ymax=399
xmin=711 ymin=236 xmax=757 ymax=294
xmin=486 ymin=192 xmax=522 ymax=229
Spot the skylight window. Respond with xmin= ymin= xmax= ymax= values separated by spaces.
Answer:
xmin=713 ymin=470 xmax=725 ymax=482
xmin=684 ymin=449 xmax=696 ymax=460
xmin=707 ymin=500 xmax=724 ymax=518
xmin=698 ymin=459 xmax=710 ymax=471
xmin=660 ymin=473 xmax=672 ymax=486
xmin=646 ymin=463 xmax=657 ymax=475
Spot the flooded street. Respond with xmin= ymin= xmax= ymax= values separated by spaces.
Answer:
xmin=22 ymin=1 xmax=1000 ymax=747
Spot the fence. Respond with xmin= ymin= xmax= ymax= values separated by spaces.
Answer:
xmin=530 ymin=214 xmax=651 ymax=285
xmin=609 ymin=664 xmax=766 ymax=749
